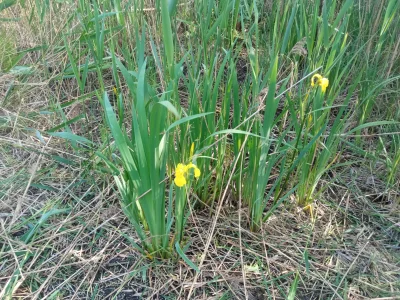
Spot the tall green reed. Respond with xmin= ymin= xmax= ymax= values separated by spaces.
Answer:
xmin=353 ymin=0 xmax=400 ymax=144
xmin=31 ymin=0 xmax=400 ymax=249
xmin=59 ymin=0 xmax=210 ymax=259
xmin=169 ymin=0 xmax=242 ymax=208
xmin=288 ymin=0 xmax=357 ymax=206
xmin=228 ymin=0 xmax=296 ymax=231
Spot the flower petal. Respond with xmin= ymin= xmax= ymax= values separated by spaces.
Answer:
xmin=194 ymin=167 xmax=201 ymax=178
xmin=176 ymin=163 xmax=187 ymax=176
xmin=319 ymin=78 xmax=329 ymax=92
xmin=174 ymin=175 xmax=187 ymax=187
xmin=311 ymin=74 xmax=322 ymax=87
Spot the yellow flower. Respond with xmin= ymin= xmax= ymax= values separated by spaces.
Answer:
xmin=319 ymin=78 xmax=329 ymax=92
xmin=174 ymin=175 xmax=187 ymax=187
xmin=311 ymin=73 xmax=329 ymax=92
xmin=176 ymin=163 xmax=187 ymax=177
xmin=194 ymin=167 xmax=201 ymax=178
xmin=187 ymin=162 xmax=195 ymax=169
xmin=311 ymin=74 xmax=322 ymax=87
xmin=187 ymin=163 xmax=201 ymax=178
xmin=174 ymin=162 xmax=201 ymax=187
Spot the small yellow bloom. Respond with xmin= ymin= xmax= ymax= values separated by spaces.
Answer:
xmin=311 ymin=74 xmax=322 ymax=87
xmin=174 ymin=175 xmax=187 ymax=187
xmin=311 ymin=73 xmax=329 ymax=92
xmin=187 ymin=162 xmax=201 ymax=178
xmin=176 ymin=163 xmax=187 ymax=177
xmin=319 ymin=78 xmax=329 ymax=92
xmin=194 ymin=167 xmax=201 ymax=178
xmin=174 ymin=162 xmax=201 ymax=187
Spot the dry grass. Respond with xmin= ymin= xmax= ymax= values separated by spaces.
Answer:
xmin=1 ymin=136 xmax=399 ymax=298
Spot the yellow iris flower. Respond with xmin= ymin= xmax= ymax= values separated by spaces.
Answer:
xmin=187 ymin=163 xmax=201 ymax=178
xmin=176 ymin=163 xmax=187 ymax=176
xmin=174 ymin=162 xmax=201 ymax=187
xmin=311 ymin=74 xmax=329 ymax=92
xmin=174 ymin=175 xmax=187 ymax=187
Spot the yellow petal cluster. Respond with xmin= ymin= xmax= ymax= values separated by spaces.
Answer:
xmin=174 ymin=162 xmax=201 ymax=187
xmin=174 ymin=176 xmax=187 ymax=187
xmin=311 ymin=74 xmax=329 ymax=92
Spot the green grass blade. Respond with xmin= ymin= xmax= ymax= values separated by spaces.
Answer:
xmin=175 ymin=242 xmax=199 ymax=272
xmin=48 ymin=131 xmax=93 ymax=146
xmin=0 ymin=0 xmax=16 ymax=11
xmin=287 ymin=272 xmax=299 ymax=300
